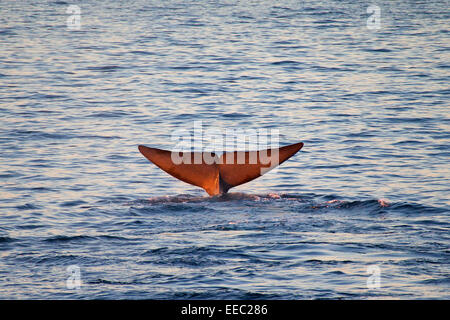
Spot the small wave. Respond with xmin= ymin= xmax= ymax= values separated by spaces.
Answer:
xmin=390 ymin=202 xmax=448 ymax=215
xmin=43 ymin=234 xmax=130 ymax=243
xmin=15 ymin=203 xmax=40 ymax=210
xmin=84 ymin=65 xmax=123 ymax=72
xmin=87 ymin=279 xmax=142 ymax=285
xmin=419 ymin=277 xmax=450 ymax=285
xmin=50 ymin=1 xmax=69 ymax=5
xmin=60 ymin=200 xmax=88 ymax=207
xmin=140 ymin=194 xmax=208 ymax=204
xmin=25 ymin=253 xmax=101 ymax=266
xmin=87 ymin=110 xmax=132 ymax=118
xmin=10 ymin=130 xmax=119 ymax=141
xmin=363 ymin=48 xmax=392 ymax=53
xmin=137 ymin=192 xmax=295 ymax=205
xmin=129 ymin=193 xmax=447 ymax=218
xmin=315 ymin=199 xmax=386 ymax=211
xmin=0 ymin=236 xmax=15 ymax=243
xmin=164 ymin=288 xmax=285 ymax=300
xmin=129 ymin=50 xmax=158 ymax=55
xmin=0 ymin=29 xmax=16 ymax=36
xmin=271 ymin=60 xmax=303 ymax=66
xmin=44 ymin=235 xmax=95 ymax=243
xmin=137 ymin=193 xmax=333 ymax=204
xmin=302 ymin=259 xmax=354 ymax=266
xmin=222 ymin=112 xmax=252 ymax=118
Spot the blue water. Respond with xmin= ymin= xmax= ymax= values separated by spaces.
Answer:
xmin=0 ymin=0 xmax=449 ymax=299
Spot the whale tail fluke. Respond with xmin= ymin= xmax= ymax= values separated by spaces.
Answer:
xmin=138 ymin=145 xmax=221 ymax=195
xmin=138 ymin=142 xmax=303 ymax=196
xmin=217 ymin=142 xmax=304 ymax=191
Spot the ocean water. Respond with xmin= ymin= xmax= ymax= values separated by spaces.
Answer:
xmin=0 ymin=0 xmax=449 ymax=299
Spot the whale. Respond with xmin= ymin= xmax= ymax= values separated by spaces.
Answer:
xmin=138 ymin=142 xmax=304 ymax=196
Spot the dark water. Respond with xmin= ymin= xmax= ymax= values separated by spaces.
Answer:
xmin=0 ymin=0 xmax=449 ymax=299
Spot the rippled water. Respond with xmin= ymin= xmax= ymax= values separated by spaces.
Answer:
xmin=0 ymin=0 xmax=449 ymax=299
